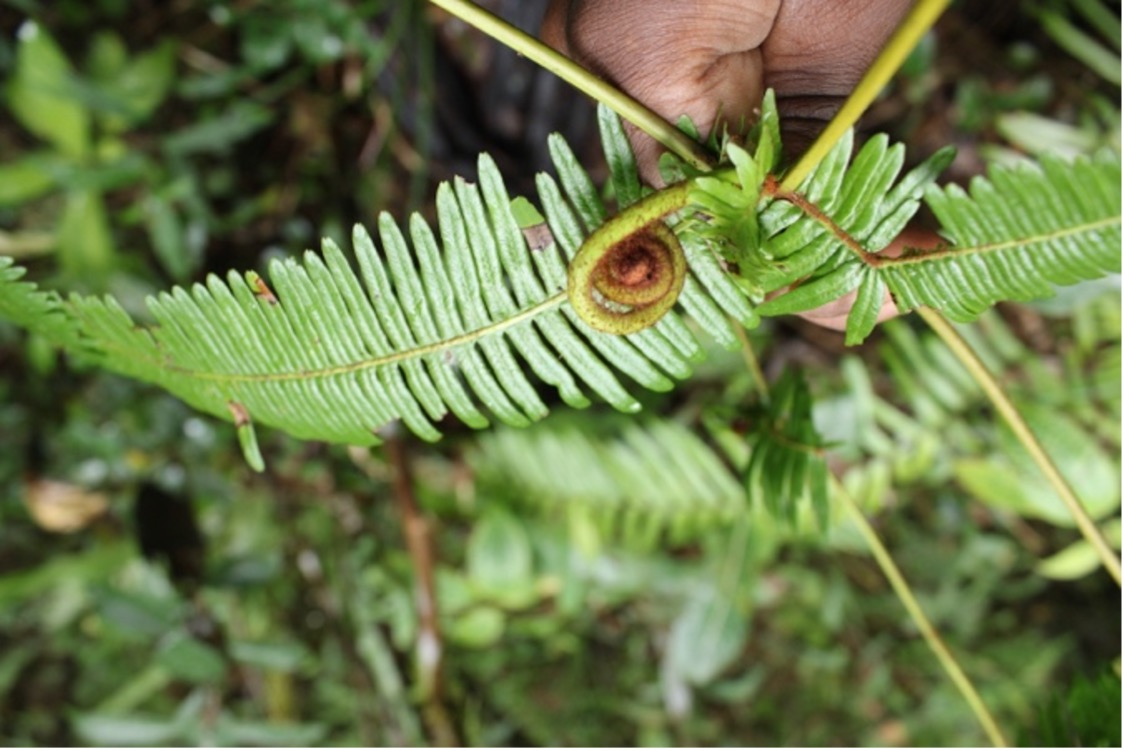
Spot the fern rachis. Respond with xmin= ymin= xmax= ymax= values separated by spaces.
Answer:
xmin=1 ymin=98 xmax=1120 ymax=455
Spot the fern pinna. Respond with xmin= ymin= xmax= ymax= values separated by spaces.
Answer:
xmin=0 ymin=98 xmax=1120 ymax=460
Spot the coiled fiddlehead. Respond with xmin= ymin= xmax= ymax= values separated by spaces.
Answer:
xmin=567 ymin=182 xmax=691 ymax=334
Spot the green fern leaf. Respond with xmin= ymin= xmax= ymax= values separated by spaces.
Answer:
xmin=469 ymin=415 xmax=746 ymax=548
xmin=882 ymin=150 xmax=1122 ymax=321
xmin=1024 ymin=670 xmax=1122 ymax=747
xmin=745 ymin=369 xmax=830 ymax=527
xmin=0 ymin=114 xmax=755 ymax=450
xmin=0 ymin=258 xmax=88 ymax=353
xmin=756 ymin=132 xmax=956 ymax=302
xmin=746 ymin=130 xmax=1119 ymax=343
xmin=686 ymin=90 xmax=784 ymax=291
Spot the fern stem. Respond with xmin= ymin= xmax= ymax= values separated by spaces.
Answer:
xmin=764 ymin=177 xmax=882 ymax=265
xmin=734 ymin=341 xmax=1007 ymax=746
xmin=833 ymin=477 xmax=1011 ymax=748
xmin=166 ymin=291 xmax=568 ymax=384
xmin=427 ymin=0 xmax=713 ymax=171
xmin=732 ymin=323 xmax=769 ymax=401
xmin=917 ymin=306 xmax=1123 ymax=586
xmin=782 ymin=0 xmax=952 ymax=190
xmin=384 ymin=436 xmax=459 ymax=747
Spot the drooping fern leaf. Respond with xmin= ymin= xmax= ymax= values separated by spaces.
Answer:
xmin=743 ymin=369 xmax=830 ymax=528
xmin=469 ymin=415 xmax=745 ymax=549
xmin=1022 ymin=670 xmax=1122 ymax=746
xmin=0 ymin=109 xmax=755 ymax=453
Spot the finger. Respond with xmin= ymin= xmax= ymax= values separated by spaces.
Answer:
xmin=796 ymin=287 xmax=899 ymax=331
xmin=763 ymin=0 xmax=914 ymax=153
xmin=540 ymin=0 xmax=572 ymax=55
xmin=542 ymin=0 xmax=782 ymax=184
xmin=793 ymin=226 xmax=939 ymax=331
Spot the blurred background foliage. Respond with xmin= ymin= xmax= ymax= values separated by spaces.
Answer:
xmin=0 ymin=0 xmax=1120 ymax=745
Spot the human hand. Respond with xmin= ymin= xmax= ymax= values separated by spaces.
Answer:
xmin=542 ymin=0 xmax=918 ymax=331
xmin=542 ymin=0 xmax=913 ymax=180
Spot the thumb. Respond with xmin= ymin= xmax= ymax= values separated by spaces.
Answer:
xmin=542 ymin=0 xmax=781 ymax=185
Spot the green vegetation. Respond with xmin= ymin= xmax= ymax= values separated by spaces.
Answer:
xmin=0 ymin=0 xmax=1119 ymax=746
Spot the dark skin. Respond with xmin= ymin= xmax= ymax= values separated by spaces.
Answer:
xmin=542 ymin=0 xmax=921 ymax=331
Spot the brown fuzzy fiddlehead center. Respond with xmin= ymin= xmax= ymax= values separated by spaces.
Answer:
xmin=569 ymin=221 xmax=687 ymax=334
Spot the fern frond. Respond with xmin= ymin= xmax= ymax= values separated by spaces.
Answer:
xmin=469 ymin=416 xmax=745 ymax=548
xmin=727 ymin=128 xmax=1120 ymax=342
xmin=744 ymin=370 xmax=830 ymax=527
xmin=0 ymin=258 xmax=87 ymax=353
xmin=0 ymin=113 xmax=755 ymax=450
xmin=882 ymin=151 xmax=1122 ymax=321
xmin=758 ymin=133 xmax=956 ymax=291
xmin=687 ymin=89 xmax=784 ymax=291
xmin=753 ymin=133 xmax=956 ymax=345
xmin=827 ymin=305 xmax=1122 ymax=526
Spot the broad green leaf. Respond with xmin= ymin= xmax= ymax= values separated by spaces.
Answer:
xmin=87 ymin=29 xmax=130 ymax=80
xmin=0 ymin=645 xmax=36 ymax=697
xmin=1035 ymin=519 xmax=1122 ymax=580
xmin=144 ymin=196 xmax=192 ymax=281
xmin=292 ymin=15 xmax=343 ymax=64
xmin=156 ymin=632 xmax=227 ymax=684
xmin=996 ymin=111 xmax=1103 ymax=159
xmin=115 ymin=40 xmax=176 ymax=127
xmin=94 ymin=587 xmax=182 ymax=639
xmin=0 ymin=541 xmax=130 ymax=608
xmin=444 ymin=605 xmax=505 ymax=648
xmin=239 ymin=13 xmax=294 ymax=71
xmin=73 ymin=714 xmax=183 ymax=746
xmin=0 ymin=151 xmax=64 ymax=206
xmin=229 ymin=641 xmax=308 ymax=672
xmin=466 ymin=507 xmax=535 ymax=607
xmin=161 ymin=101 xmax=274 ymax=156
xmin=88 ymin=33 xmax=176 ymax=132
xmin=7 ymin=21 xmax=90 ymax=157
xmin=58 ymin=188 xmax=116 ymax=280
xmin=664 ymin=588 xmax=750 ymax=686
xmin=213 ymin=716 xmax=326 ymax=747
xmin=955 ymin=405 xmax=1120 ymax=526
xmin=435 ymin=569 xmax=475 ymax=615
